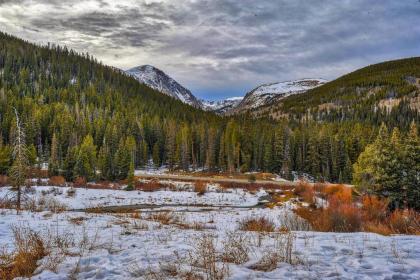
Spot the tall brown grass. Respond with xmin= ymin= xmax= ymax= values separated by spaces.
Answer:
xmin=0 ymin=226 xmax=46 ymax=280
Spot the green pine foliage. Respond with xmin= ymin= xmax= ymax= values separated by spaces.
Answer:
xmin=353 ymin=122 xmax=420 ymax=209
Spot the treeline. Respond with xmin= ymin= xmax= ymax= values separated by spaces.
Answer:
xmin=0 ymin=32 xmax=418 ymax=186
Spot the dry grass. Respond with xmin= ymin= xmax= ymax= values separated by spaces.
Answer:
xmin=221 ymin=231 xmax=250 ymax=264
xmin=272 ymin=190 xmax=297 ymax=204
xmin=33 ymin=196 xmax=67 ymax=213
xmin=239 ymin=217 xmax=275 ymax=232
xmin=250 ymin=232 xmax=296 ymax=271
xmin=0 ymin=197 xmax=14 ymax=209
xmin=85 ymin=181 xmax=120 ymax=190
xmin=0 ymin=226 xmax=46 ymax=280
xmin=278 ymin=211 xmax=311 ymax=231
xmin=134 ymin=180 xmax=174 ymax=192
xmin=146 ymin=211 xmax=180 ymax=225
xmin=194 ymin=181 xmax=207 ymax=196
xmin=68 ymin=216 xmax=87 ymax=226
xmin=176 ymin=221 xmax=206 ymax=231
xmin=189 ymin=234 xmax=229 ymax=280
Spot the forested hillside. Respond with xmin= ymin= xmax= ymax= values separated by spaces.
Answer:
xmin=256 ymin=57 xmax=420 ymax=130
xmin=0 ymin=32 xmax=418 ymax=189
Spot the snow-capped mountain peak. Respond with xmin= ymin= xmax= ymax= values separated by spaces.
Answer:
xmin=233 ymin=78 xmax=327 ymax=113
xmin=126 ymin=65 xmax=202 ymax=108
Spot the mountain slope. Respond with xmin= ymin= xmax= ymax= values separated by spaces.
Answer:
xmin=126 ymin=65 xmax=202 ymax=108
xmin=231 ymin=79 xmax=327 ymax=114
xmin=201 ymin=97 xmax=243 ymax=114
xmin=261 ymin=57 xmax=420 ymax=122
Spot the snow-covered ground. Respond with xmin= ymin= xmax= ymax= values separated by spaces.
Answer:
xmin=0 ymin=183 xmax=419 ymax=280
xmin=0 ymin=183 xmax=265 ymax=210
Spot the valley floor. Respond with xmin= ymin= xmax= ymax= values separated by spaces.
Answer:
xmin=0 ymin=179 xmax=419 ymax=280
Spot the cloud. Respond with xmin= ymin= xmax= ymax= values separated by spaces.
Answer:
xmin=0 ymin=0 xmax=419 ymax=100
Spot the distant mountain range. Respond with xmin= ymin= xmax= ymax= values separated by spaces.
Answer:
xmin=125 ymin=65 xmax=326 ymax=114
xmin=200 ymin=97 xmax=243 ymax=114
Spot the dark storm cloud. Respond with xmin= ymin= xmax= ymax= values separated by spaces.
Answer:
xmin=0 ymin=0 xmax=419 ymax=100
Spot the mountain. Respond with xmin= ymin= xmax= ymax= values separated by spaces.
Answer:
xmin=126 ymin=65 xmax=202 ymax=108
xmin=257 ymin=57 xmax=420 ymax=121
xmin=230 ymin=78 xmax=327 ymax=115
xmin=201 ymin=97 xmax=243 ymax=114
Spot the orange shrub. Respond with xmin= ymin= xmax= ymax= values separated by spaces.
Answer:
xmin=239 ymin=217 xmax=275 ymax=232
xmin=361 ymin=195 xmax=389 ymax=222
xmin=0 ymin=175 xmax=9 ymax=187
xmin=294 ymin=182 xmax=315 ymax=204
xmin=73 ymin=177 xmax=86 ymax=187
xmin=48 ymin=176 xmax=66 ymax=187
xmin=363 ymin=222 xmax=392 ymax=236
xmin=322 ymin=184 xmax=352 ymax=204
xmin=328 ymin=202 xmax=362 ymax=232
xmin=388 ymin=209 xmax=420 ymax=235
xmin=193 ymin=181 xmax=207 ymax=195
xmin=296 ymin=196 xmax=362 ymax=232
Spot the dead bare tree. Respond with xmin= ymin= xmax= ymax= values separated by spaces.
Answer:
xmin=10 ymin=108 xmax=28 ymax=213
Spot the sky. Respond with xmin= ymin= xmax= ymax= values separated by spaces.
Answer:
xmin=0 ymin=0 xmax=419 ymax=101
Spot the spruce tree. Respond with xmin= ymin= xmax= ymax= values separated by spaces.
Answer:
xmin=73 ymin=134 xmax=97 ymax=181
xmin=404 ymin=122 xmax=420 ymax=209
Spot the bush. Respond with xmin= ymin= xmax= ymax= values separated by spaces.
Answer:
xmin=362 ymin=195 xmax=389 ymax=222
xmin=322 ymin=184 xmax=352 ymax=203
xmin=194 ymin=181 xmax=207 ymax=195
xmin=388 ymin=209 xmax=420 ymax=234
xmin=294 ymin=182 xmax=315 ymax=204
xmin=239 ymin=217 xmax=275 ymax=232
xmin=324 ymin=202 xmax=362 ymax=232
xmin=48 ymin=176 xmax=66 ymax=187
xmin=295 ymin=196 xmax=362 ymax=232
xmin=73 ymin=177 xmax=86 ymax=187
xmin=0 ymin=175 xmax=9 ymax=187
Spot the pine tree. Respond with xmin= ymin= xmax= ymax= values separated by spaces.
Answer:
xmin=126 ymin=160 xmax=135 ymax=190
xmin=404 ymin=122 xmax=420 ymax=209
xmin=114 ymin=139 xmax=130 ymax=180
xmin=49 ymin=133 xmax=60 ymax=176
xmin=0 ymin=138 xmax=11 ymax=174
xmin=9 ymin=109 xmax=28 ymax=212
xmin=152 ymin=142 xmax=161 ymax=168
xmin=73 ymin=134 xmax=97 ymax=181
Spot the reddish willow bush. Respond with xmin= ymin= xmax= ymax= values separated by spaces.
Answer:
xmin=294 ymin=184 xmax=420 ymax=235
